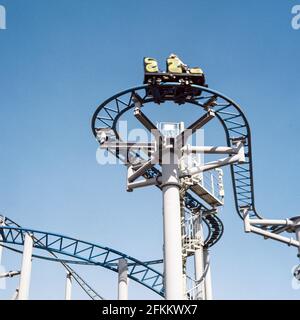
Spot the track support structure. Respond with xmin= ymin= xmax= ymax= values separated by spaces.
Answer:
xmin=118 ymin=259 xmax=128 ymax=300
xmin=203 ymin=249 xmax=212 ymax=300
xmin=161 ymin=149 xmax=184 ymax=300
xmin=65 ymin=272 xmax=72 ymax=300
xmin=18 ymin=233 xmax=33 ymax=300
xmin=0 ymin=219 xmax=4 ymax=265
xmin=194 ymin=214 xmax=205 ymax=300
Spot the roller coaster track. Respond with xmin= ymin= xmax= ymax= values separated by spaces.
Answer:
xmin=66 ymin=266 xmax=105 ymax=300
xmin=91 ymin=84 xmax=263 ymax=248
xmin=0 ymin=85 xmax=265 ymax=299
xmin=0 ymin=216 xmax=164 ymax=297
xmin=1 ymin=216 xmax=105 ymax=299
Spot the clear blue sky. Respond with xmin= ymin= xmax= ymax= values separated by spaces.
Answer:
xmin=0 ymin=0 xmax=300 ymax=299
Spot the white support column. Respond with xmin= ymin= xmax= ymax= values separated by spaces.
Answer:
xmin=0 ymin=236 xmax=3 ymax=266
xmin=210 ymin=174 xmax=215 ymax=196
xmin=18 ymin=233 xmax=33 ymax=300
xmin=65 ymin=272 xmax=72 ymax=300
xmin=118 ymin=259 xmax=128 ymax=300
xmin=203 ymin=248 xmax=213 ymax=300
xmin=11 ymin=288 xmax=19 ymax=300
xmin=194 ymin=214 xmax=205 ymax=300
xmin=0 ymin=244 xmax=3 ymax=266
xmin=161 ymin=149 xmax=184 ymax=300
xmin=294 ymin=218 xmax=300 ymax=259
xmin=0 ymin=217 xmax=5 ymax=265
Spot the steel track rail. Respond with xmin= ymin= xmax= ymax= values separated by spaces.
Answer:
xmin=1 ymin=216 xmax=105 ymax=300
xmin=0 ymin=221 xmax=164 ymax=297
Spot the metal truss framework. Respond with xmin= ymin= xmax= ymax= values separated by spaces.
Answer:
xmin=1 ymin=83 xmax=296 ymax=300
xmin=0 ymin=216 xmax=164 ymax=297
xmin=91 ymin=83 xmax=263 ymax=243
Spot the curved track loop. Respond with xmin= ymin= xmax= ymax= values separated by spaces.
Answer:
xmin=92 ymin=84 xmax=262 ymax=224
xmin=91 ymin=83 xmax=261 ymax=248
xmin=91 ymin=84 xmax=228 ymax=247
xmin=0 ymin=217 xmax=164 ymax=297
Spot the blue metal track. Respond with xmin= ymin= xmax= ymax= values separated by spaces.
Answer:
xmin=0 ymin=217 xmax=164 ymax=297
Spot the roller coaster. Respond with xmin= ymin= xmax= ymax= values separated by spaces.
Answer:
xmin=1 ymin=55 xmax=299 ymax=300
xmin=0 ymin=215 xmax=164 ymax=298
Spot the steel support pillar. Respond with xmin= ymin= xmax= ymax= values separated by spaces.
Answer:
xmin=194 ymin=214 xmax=205 ymax=300
xmin=65 ymin=272 xmax=72 ymax=300
xmin=0 ymin=244 xmax=3 ymax=266
xmin=203 ymin=248 xmax=213 ymax=300
xmin=118 ymin=259 xmax=128 ymax=300
xmin=11 ymin=289 xmax=19 ymax=300
xmin=294 ymin=218 xmax=300 ymax=259
xmin=18 ymin=233 xmax=33 ymax=300
xmin=161 ymin=150 xmax=184 ymax=300
xmin=0 ymin=237 xmax=3 ymax=267
xmin=0 ymin=218 xmax=4 ymax=265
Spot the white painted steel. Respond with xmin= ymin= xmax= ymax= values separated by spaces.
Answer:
xmin=0 ymin=220 xmax=4 ymax=265
xmin=118 ymin=259 xmax=128 ymax=300
xmin=65 ymin=273 xmax=72 ymax=300
xmin=250 ymin=226 xmax=299 ymax=247
xmin=203 ymin=249 xmax=213 ymax=300
xmin=161 ymin=150 xmax=184 ymax=300
xmin=182 ymin=145 xmax=238 ymax=155
xmin=18 ymin=233 xmax=33 ymax=300
xmin=194 ymin=215 xmax=205 ymax=300
xmin=249 ymin=219 xmax=293 ymax=226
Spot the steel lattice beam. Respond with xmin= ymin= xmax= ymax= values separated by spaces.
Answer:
xmin=0 ymin=223 xmax=164 ymax=297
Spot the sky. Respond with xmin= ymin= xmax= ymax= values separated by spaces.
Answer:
xmin=0 ymin=0 xmax=300 ymax=300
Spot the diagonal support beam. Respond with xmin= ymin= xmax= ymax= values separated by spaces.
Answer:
xmin=249 ymin=226 xmax=299 ymax=248
xmin=0 ymin=270 xmax=20 ymax=278
xmin=186 ymin=110 xmax=215 ymax=132
xmin=128 ymin=158 xmax=156 ymax=182
xmin=243 ymin=208 xmax=300 ymax=248
xmin=127 ymin=177 xmax=161 ymax=191
xmin=134 ymin=107 xmax=159 ymax=133
xmin=177 ymin=110 xmax=215 ymax=147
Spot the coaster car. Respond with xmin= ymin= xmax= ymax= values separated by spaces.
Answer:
xmin=143 ymin=54 xmax=206 ymax=87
